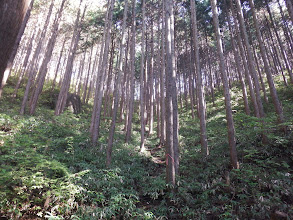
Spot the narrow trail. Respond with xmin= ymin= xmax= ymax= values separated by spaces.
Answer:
xmin=147 ymin=144 xmax=165 ymax=165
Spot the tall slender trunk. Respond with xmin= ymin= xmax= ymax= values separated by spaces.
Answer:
xmin=86 ymin=45 xmax=100 ymax=104
xmin=20 ymin=0 xmax=55 ymax=115
xmin=82 ymin=45 xmax=94 ymax=103
xmin=125 ymin=0 xmax=136 ymax=142
xmin=264 ymin=29 xmax=288 ymax=86
xmin=266 ymin=0 xmax=293 ymax=83
xmin=29 ymin=0 xmax=67 ymax=115
xmin=104 ymin=37 xmax=116 ymax=118
xmin=225 ymin=0 xmax=250 ymax=115
xmin=235 ymin=0 xmax=264 ymax=119
xmin=249 ymin=0 xmax=285 ymax=126
xmin=52 ymin=37 xmax=67 ymax=92
xmin=230 ymin=0 xmax=260 ymax=118
xmin=55 ymin=1 xmax=86 ymax=115
xmin=106 ymin=0 xmax=128 ymax=167
xmin=164 ymin=0 xmax=179 ymax=185
xmin=211 ymin=0 xmax=238 ymax=169
xmin=119 ymin=33 xmax=130 ymax=123
xmin=148 ymin=16 xmax=154 ymax=136
xmin=160 ymin=6 xmax=166 ymax=145
xmin=204 ymin=30 xmax=215 ymax=107
xmin=140 ymin=0 xmax=146 ymax=152
xmin=91 ymin=0 xmax=115 ymax=144
xmin=13 ymin=30 xmax=36 ymax=98
xmin=190 ymin=0 xmax=208 ymax=158
xmin=277 ymin=0 xmax=293 ymax=60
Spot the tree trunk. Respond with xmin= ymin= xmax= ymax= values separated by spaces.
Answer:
xmin=13 ymin=30 xmax=36 ymax=98
xmin=106 ymin=0 xmax=128 ymax=167
xmin=91 ymin=0 xmax=115 ymax=144
xmin=86 ymin=45 xmax=100 ymax=104
xmin=249 ymin=0 xmax=285 ymax=126
xmin=164 ymin=0 xmax=179 ymax=185
xmin=55 ymin=1 xmax=86 ymax=115
xmin=82 ymin=45 xmax=94 ymax=103
xmin=190 ymin=0 xmax=208 ymax=158
xmin=0 ymin=0 xmax=31 ymax=89
xmin=20 ymin=0 xmax=55 ymax=115
xmin=225 ymin=0 xmax=250 ymax=115
xmin=266 ymin=0 xmax=293 ymax=84
xmin=0 ymin=0 xmax=34 ymax=97
xmin=210 ymin=0 xmax=238 ymax=169
xmin=230 ymin=0 xmax=260 ymax=118
xmin=235 ymin=0 xmax=265 ymax=119
xmin=52 ymin=37 xmax=67 ymax=92
xmin=148 ymin=16 xmax=154 ymax=136
xmin=125 ymin=0 xmax=136 ymax=143
xmin=139 ymin=0 xmax=146 ymax=152
xmin=29 ymin=0 xmax=67 ymax=115
xmin=277 ymin=0 xmax=293 ymax=60
xmin=160 ymin=7 xmax=166 ymax=145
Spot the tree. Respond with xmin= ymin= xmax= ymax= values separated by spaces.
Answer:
xmin=106 ymin=0 xmax=129 ymax=167
xmin=249 ymin=0 xmax=285 ymax=126
xmin=210 ymin=0 xmax=239 ymax=169
xmin=125 ymin=0 xmax=137 ymax=143
xmin=225 ymin=0 xmax=250 ymax=115
xmin=190 ymin=0 xmax=208 ymax=158
xmin=164 ymin=0 xmax=179 ymax=185
xmin=91 ymin=0 xmax=116 ymax=144
xmin=234 ymin=0 xmax=265 ymax=119
xmin=55 ymin=0 xmax=86 ymax=115
xmin=29 ymin=0 xmax=67 ymax=115
xmin=0 ymin=0 xmax=34 ymax=98
xmin=265 ymin=0 xmax=293 ymax=84
xmin=20 ymin=0 xmax=55 ymax=115
xmin=140 ymin=0 xmax=146 ymax=152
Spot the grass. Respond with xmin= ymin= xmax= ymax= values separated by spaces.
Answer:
xmin=0 ymin=76 xmax=292 ymax=219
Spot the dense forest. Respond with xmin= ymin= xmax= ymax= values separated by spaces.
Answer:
xmin=0 ymin=0 xmax=293 ymax=219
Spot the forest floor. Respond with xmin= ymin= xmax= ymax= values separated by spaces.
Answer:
xmin=0 ymin=76 xmax=293 ymax=219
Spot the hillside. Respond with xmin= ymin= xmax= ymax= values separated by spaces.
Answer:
xmin=0 ymin=77 xmax=292 ymax=219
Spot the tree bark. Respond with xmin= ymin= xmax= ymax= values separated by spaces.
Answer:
xmin=230 ymin=0 xmax=260 ymax=118
xmin=106 ymin=0 xmax=128 ymax=167
xmin=55 ymin=1 xmax=86 ymax=115
xmin=91 ymin=0 xmax=115 ymax=144
xmin=125 ymin=0 xmax=136 ymax=143
xmin=160 ymin=6 xmax=166 ymax=145
xmin=13 ymin=30 xmax=36 ymax=98
xmin=0 ymin=0 xmax=34 ymax=97
xmin=139 ymin=0 xmax=146 ymax=152
xmin=52 ymin=37 xmax=67 ymax=92
xmin=29 ymin=0 xmax=67 ymax=115
xmin=211 ymin=0 xmax=238 ymax=169
xmin=249 ymin=0 xmax=285 ymax=126
xmin=266 ymin=0 xmax=293 ymax=84
xmin=0 ymin=0 xmax=31 ymax=89
xmin=164 ymin=0 xmax=179 ymax=185
xmin=190 ymin=0 xmax=208 ymax=158
xmin=82 ymin=45 xmax=94 ymax=103
xmin=235 ymin=0 xmax=265 ymax=119
xmin=20 ymin=0 xmax=55 ymax=115
xmin=226 ymin=0 xmax=250 ymax=115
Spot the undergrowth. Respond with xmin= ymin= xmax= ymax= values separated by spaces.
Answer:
xmin=0 ymin=76 xmax=292 ymax=219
